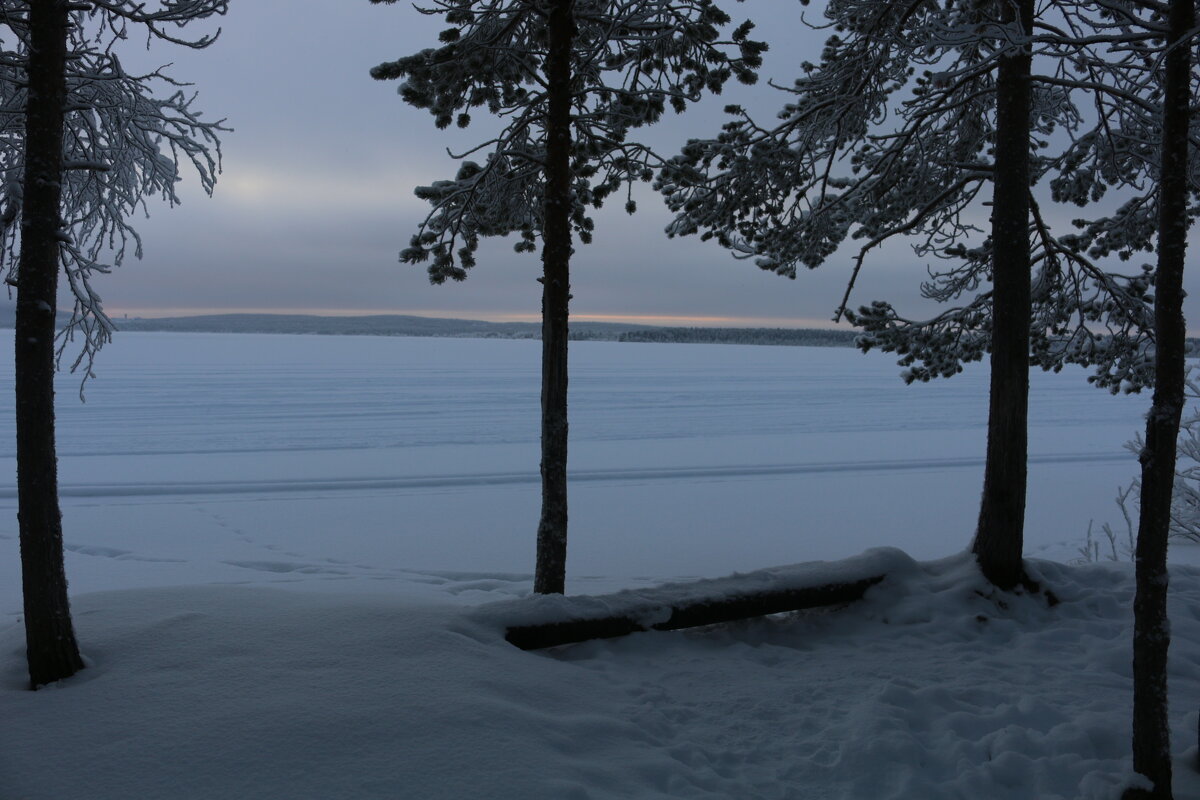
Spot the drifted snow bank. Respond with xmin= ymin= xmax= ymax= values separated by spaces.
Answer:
xmin=3 ymin=552 xmax=1200 ymax=800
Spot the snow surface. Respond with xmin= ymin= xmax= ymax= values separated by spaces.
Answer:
xmin=4 ymin=555 xmax=1199 ymax=799
xmin=0 ymin=332 xmax=1169 ymax=606
xmin=1 ymin=332 xmax=1198 ymax=798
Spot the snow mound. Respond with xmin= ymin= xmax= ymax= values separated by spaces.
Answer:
xmin=3 ymin=553 xmax=1200 ymax=799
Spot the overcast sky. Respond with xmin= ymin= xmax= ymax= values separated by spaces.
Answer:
xmin=72 ymin=1 xmax=1200 ymax=330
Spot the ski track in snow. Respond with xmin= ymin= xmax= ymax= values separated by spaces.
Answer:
xmin=0 ymin=450 xmax=1133 ymax=500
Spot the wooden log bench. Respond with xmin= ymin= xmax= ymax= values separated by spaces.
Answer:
xmin=496 ymin=548 xmax=908 ymax=650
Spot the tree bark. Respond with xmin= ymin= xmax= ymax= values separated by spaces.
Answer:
xmin=972 ymin=0 xmax=1034 ymax=591
xmin=1124 ymin=2 xmax=1193 ymax=797
xmin=16 ymin=0 xmax=84 ymax=689
xmin=534 ymin=0 xmax=573 ymax=595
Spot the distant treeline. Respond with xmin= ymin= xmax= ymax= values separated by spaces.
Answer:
xmin=4 ymin=307 xmax=1198 ymax=353
xmin=73 ymin=311 xmax=860 ymax=348
xmin=617 ymin=327 xmax=858 ymax=348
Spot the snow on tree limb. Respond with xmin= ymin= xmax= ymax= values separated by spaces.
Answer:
xmin=658 ymin=0 xmax=1196 ymax=392
xmin=374 ymin=0 xmax=766 ymax=284
xmin=0 ymin=1 xmax=227 ymax=388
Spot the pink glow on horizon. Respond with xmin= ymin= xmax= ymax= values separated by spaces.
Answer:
xmin=104 ymin=307 xmax=852 ymax=330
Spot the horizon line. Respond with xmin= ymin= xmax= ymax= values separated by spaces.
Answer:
xmin=103 ymin=307 xmax=853 ymax=330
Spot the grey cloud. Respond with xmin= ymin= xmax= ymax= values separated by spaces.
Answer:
xmin=83 ymin=1 xmax=1200 ymax=331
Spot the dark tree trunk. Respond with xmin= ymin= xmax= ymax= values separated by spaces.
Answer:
xmin=972 ymin=0 xmax=1034 ymax=591
xmin=16 ymin=0 xmax=84 ymax=689
xmin=1123 ymin=2 xmax=1193 ymax=797
xmin=534 ymin=0 xmax=574 ymax=595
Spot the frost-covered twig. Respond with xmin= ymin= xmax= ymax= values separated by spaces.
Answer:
xmin=0 ymin=2 xmax=227 ymax=392
xmin=1097 ymin=366 xmax=1200 ymax=548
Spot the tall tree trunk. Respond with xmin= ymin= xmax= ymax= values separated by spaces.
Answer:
xmin=972 ymin=0 xmax=1033 ymax=591
xmin=1124 ymin=2 xmax=1193 ymax=796
xmin=16 ymin=0 xmax=84 ymax=689
xmin=534 ymin=0 xmax=573 ymax=595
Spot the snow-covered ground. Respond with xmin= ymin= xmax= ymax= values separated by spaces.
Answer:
xmin=2 ymin=332 xmax=1197 ymax=799
xmin=0 ymin=332 xmax=1166 ymax=604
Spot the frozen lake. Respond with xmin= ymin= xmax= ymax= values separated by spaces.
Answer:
xmin=0 ymin=332 xmax=1162 ymax=610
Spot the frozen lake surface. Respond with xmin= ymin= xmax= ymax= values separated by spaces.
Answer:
xmin=0 ymin=331 xmax=1161 ymax=610
xmin=6 ymin=332 xmax=1200 ymax=800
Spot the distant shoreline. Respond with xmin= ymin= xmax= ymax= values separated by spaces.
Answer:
xmin=5 ymin=310 xmax=1191 ymax=352
xmin=10 ymin=311 xmax=859 ymax=349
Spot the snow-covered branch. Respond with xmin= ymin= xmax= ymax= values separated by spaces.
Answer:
xmin=0 ymin=0 xmax=227 ymax=385
xmin=376 ymin=0 xmax=765 ymax=283
xmin=659 ymin=0 xmax=1193 ymax=390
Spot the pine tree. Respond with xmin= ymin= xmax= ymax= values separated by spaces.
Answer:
xmin=15 ymin=0 xmax=81 ymax=691
xmin=973 ymin=0 xmax=1033 ymax=589
xmin=3 ymin=0 xmax=226 ymax=689
xmin=372 ymin=0 xmax=763 ymax=593
xmin=1117 ymin=0 xmax=1195 ymax=792
xmin=657 ymin=0 xmax=1164 ymax=589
